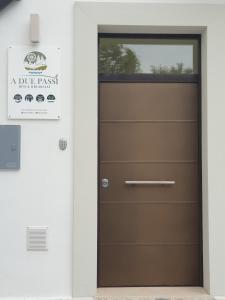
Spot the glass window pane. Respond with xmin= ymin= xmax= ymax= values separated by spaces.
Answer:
xmin=99 ymin=37 xmax=199 ymax=75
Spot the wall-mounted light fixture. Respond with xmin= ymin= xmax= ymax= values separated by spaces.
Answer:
xmin=30 ymin=14 xmax=40 ymax=43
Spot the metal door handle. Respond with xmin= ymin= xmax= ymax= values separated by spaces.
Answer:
xmin=125 ymin=180 xmax=175 ymax=185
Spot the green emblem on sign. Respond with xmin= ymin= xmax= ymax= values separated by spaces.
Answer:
xmin=24 ymin=51 xmax=47 ymax=71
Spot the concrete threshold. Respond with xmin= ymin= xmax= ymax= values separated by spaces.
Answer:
xmin=96 ymin=287 xmax=210 ymax=299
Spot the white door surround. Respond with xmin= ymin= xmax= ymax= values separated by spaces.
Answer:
xmin=73 ymin=1 xmax=225 ymax=297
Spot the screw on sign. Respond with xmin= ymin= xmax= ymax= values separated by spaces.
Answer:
xmin=36 ymin=94 xmax=45 ymax=102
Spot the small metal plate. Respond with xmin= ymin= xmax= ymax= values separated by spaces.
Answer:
xmin=102 ymin=178 xmax=109 ymax=188
xmin=0 ymin=125 xmax=21 ymax=170
xmin=59 ymin=138 xmax=67 ymax=151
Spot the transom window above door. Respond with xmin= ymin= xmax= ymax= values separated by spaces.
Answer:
xmin=99 ymin=35 xmax=200 ymax=75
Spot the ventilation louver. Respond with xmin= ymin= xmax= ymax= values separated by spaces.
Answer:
xmin=27 ymin=226 xmax=48 ymax=251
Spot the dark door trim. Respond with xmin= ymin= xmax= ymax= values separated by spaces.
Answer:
xmin=97 ymin=33 xmax=203 ymax=287
xmin=99 ymin=74 xmax=200 ymax=83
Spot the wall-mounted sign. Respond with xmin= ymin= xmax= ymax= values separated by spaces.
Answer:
xmin=8 ymin=46 xmax=60 ymax=119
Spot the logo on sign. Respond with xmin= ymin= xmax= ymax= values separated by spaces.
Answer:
xmin=24 ymin=51 xmax=47 ymax=72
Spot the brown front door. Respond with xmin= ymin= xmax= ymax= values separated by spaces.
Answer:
xmin=98 ymin=82 xmax=202 ymax=287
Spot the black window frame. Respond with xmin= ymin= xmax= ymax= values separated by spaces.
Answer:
xmin=97 ymin=33 xmax=203 ymax=287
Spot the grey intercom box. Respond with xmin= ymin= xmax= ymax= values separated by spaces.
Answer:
xmin=0 ymin=125 xmax=21 ymax=170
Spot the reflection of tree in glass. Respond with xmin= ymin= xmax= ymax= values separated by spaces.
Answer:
xmin=150 ymin=63 xmax=193 ymax=74
xmin=99 ymin=40 xmax=141 ymax=74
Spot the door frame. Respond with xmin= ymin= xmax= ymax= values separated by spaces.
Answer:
xmin=74 ymin=2 xmax=210 ymax=297
xmin=97 ymin=33 xmax=203 ymax=288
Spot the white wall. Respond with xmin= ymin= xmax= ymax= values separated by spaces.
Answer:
xmin=0 ymin=0 xmax=74 ymax=297
xmin=2 ymin=0 xmax=225 ymax=298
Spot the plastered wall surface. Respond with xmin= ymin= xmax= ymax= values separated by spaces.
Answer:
xmin=0 ymin=0 xmax=74 ymax=296
xmin=1 ymin=0 xmax=225 ymax=298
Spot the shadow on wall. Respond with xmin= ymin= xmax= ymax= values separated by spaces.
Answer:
xmin=0 ymin=0 xmax=20 ymax=12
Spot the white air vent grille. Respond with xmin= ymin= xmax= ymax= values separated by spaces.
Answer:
xmin=27 ymin=226 xmax=48 ymax=251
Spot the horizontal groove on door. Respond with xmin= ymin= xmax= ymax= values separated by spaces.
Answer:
xmin=100 ymin=120 xmax=198 ymax=123
xmin=101 ymin=160 xmax=198 ymax=164
xmin=100 ymin=201 xmax=198 ymax=204
xmin=101 ymin=242 xmax=200 ymax=246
